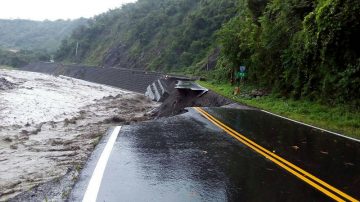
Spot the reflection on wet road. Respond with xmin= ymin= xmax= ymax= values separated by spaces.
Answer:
xmin=200 ymin=107 xmax=360 ymax=201
xmin=77 ymin=107 xmax=359 ymax=202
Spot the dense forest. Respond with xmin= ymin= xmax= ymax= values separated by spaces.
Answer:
xmin=56 ymin=0 xmax=359 ymax=105
xmin=217 ymin=0 xmax=359 ymax=106
xmin=0 ymin=19 xmax=87 ymax=52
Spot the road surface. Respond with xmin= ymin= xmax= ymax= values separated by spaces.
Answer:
xmin=70 ymin=107 xmax=360 ymax=201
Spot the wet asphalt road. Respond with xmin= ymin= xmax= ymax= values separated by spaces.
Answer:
xmin=71 ymin=108 xmax=360 ymax=201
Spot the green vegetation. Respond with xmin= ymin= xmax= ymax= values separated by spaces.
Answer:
xmin=0 ymin=19 xmax=87 ymax=52
xmin=55 ymin=0 xmax=238 ymax=69
xmin=215 ymin=0 xmax=359 ymax=106
xmin=205 ymin=0 xmax=359 ymax=137
xmin=199 ymin=80 xmax=360 ymax=138
xmin=0 ymin=48 xmax=51 ymax=67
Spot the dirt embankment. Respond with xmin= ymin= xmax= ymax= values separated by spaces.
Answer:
xmin=153 ymin=77 xmax=233 ymax=117
xmin=0 ymin=69 xmax=158 ymax=201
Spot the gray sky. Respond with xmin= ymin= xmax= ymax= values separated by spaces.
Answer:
xmin=0 ymin=0 xmax=137 ymax=21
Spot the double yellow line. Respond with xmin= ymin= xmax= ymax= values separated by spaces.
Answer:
xmin=193 ymin=107 xmax=358 ymax=202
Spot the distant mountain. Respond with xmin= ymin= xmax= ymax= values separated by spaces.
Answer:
xmin=0 ymin=19 xmax=87 ymax=52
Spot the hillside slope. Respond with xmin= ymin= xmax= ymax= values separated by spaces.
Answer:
xmin=55 ymin=0 xmax=359 ymax=105
xmin=55 ymin=0 xmax=237 ymax=70
xmin=0 ymin=19 xmax=87 ymax=52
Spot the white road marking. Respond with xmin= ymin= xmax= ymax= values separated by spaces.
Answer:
xmin=261 ymin=110 xmax=360 ymax=142
xmin=82 ymin=126 xmax=121 ymax=202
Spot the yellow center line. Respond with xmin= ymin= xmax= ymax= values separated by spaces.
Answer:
xmin=195 ymin=107 xmax=357 ymax=201
xmin=193 ymin=107 xmax=358 ymax=202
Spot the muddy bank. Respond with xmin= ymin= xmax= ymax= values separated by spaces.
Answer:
xmin=0 ymin=69 xmax=158 ymax=201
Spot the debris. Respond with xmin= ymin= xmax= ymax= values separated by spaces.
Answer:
xmin=320 ymin=151 xmax=329 ymax=155
xmin=153 ymin=77 xmax=231 ymax=117
xmin=344 ymin=162 xmax=355 ymax=166
xmin=250 ymin=89 xmax=268 ymax=97
xmin=0 ymin=77 xmax=16 ymax=90
xmin=291 ymin=146 xmax=300 ymax=150
xmin=9 ymin=144 xmax=18 ymax=150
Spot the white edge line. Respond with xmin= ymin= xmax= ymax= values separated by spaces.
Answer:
xmin=82 ymin=126 xmax=122 ymax=202
xmin=261 ymin=110 xmax=360 ymax=143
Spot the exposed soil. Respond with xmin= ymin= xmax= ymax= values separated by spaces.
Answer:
xmin=0 ymin=69 xmax=158 ymax=201
xmin=153 ymin=77 xmax=233 ymax=117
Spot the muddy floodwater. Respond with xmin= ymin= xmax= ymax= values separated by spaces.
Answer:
xmin=0 ymin=69 xmax=158 ymax=201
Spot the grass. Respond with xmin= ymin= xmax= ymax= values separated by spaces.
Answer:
xmin=198 ymin=80 xmax=360 ymax=139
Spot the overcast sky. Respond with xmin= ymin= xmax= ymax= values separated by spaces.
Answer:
xmin=0 ymin=0 xmax=137 ymax=21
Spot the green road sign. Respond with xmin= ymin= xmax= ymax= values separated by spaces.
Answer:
xmin=236 ymin=72 xmax=246 ymax=79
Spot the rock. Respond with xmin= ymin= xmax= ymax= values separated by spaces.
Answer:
xmin=0 ymin=77 xmax=16 ymax=90
xmin=9 ymin=144 xmax=18 ymax=150
xmin=250 ymin=88 xmax=268 ymax=97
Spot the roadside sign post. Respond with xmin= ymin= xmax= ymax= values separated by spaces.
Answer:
xmin=240 ymin=66 xmax=246 ymax=73
xmin=239 ymin=66 xmax=246 ymax=81
xmin=234 ymin=66 xmax=246 ymax=95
